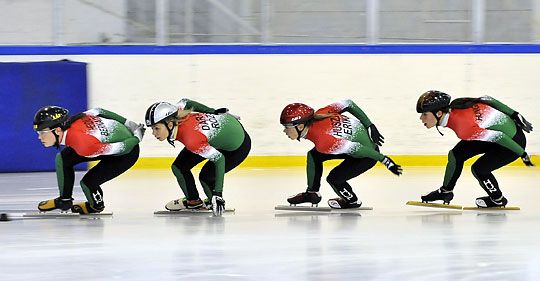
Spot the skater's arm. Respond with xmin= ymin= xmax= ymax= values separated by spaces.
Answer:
xmin=478 ymin=96 xmax=515 ymax=116
xmin=343 ymin=141 xmax=402 ymax=175
xmin=320 ymin=100 xmax=373 ymax=127
xmin=73 ymin=137 xmax=139 ymax=157
xmin=176 ymin=98 xmax=216 ymax=114
xmin=85 ymin=108 xmax=144 ymax=138
xmin=343 ymin=141 xmax=385 ymax=162
xmin=85 ymin=108 xmax=128 ymax=124
xmin=101 ymin=137 xmax=140 ymax=156
xmin=468 ymin=129 xmax=525 ymax=157
xmin=479 ymin=96 xmax=533 ymax=133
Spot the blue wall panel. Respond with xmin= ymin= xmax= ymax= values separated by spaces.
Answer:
xmin=0 ymin=60 xmax=87 ymax=172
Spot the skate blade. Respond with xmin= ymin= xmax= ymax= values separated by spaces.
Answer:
xmin=275 ymin=205 xmax=373 ymax=212
xmin=406 ymin=201 xmax=463 ymax=210
xmin=23 ymin=212 xmax=113 ymax=218
xmin=154 ymin=208 xmax=235 ymax=215
xmin=463 ymin=206 xmax=520 ymax=211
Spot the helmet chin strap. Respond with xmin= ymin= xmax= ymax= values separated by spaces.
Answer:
xmin=295 ymin=124 xmax=306 ymax=141
xmin=52 ymin=129 xmax=61 ymax=149
xmin=433 ymin=112 xmax=444 ymax=136
xmin=164 ymin=121 xmax=176 ymax=147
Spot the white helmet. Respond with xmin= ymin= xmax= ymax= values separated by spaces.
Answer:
xmin=145 ymin=102 xmax=178 ymax=127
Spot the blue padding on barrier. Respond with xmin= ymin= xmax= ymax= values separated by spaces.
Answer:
xmin=0 ymin=60 xmax=87 ymax=172
xmin=0 ymin=44 xmax=539 ymax=55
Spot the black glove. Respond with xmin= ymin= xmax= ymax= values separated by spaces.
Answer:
xmin=521 ymin=152 xmax=534 ymax=167
xmin=381 ymin=156 xmax=402 ymax=176
xmin=368 ymin=124 xmax=385 ymax=146
xmin=214 ymin=108 xmax=229 ymax=114
xmin=511 ymin=112 xmax=533 ymax=133
xmin=211 ymin=195 xmax=225 ymax=216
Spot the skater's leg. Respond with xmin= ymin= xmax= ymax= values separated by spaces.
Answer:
xmin=471 ymin=129 xmax=526 ymax=203
xmin=442 ymin=140 xmax=487 ymax=191
xmin=326 ymin=156 xmax=376 ymax=204
xmin=56 ymin=147 xmax=90 ymax=199
xmin=171 ymin=148 xmax=205 ymax=200
xmin=199 ymin=131 xmax=251 ymax=198
xmin=38 ymin=147 xmax=89 ymax=211
xmin=307 ymin=148 xmax=340 ymax=192
xmin=420 ymin=140 xmax=488 ymax=204
xmin=79 ymin=145 xmax=139 ymax=211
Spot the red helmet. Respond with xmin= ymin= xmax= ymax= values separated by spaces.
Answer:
xmin=280 ymin=103 xmax=314 ymax=125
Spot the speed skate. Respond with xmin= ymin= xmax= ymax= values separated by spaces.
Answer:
xmin=154 ymin=208 xmax=235 ymax=215
xmin=406 ymin=201 xmax=463 ymax=210
xmin=275 ymin=204 xmax=373 ymax=212
xmin=463 ymin=206 xmax=520 ymax=211
xmin=22 ymin=211 xmax=113 ymax=219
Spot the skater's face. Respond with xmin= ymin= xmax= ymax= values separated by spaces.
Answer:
xmin=151 ymin=123 xmax=170 ymax=141
xmin=283 ymin=124 xmax=305 ymax=140
xmin=419 ymin=111 xmax=440 ymax=129
xmin=36 ymin=127 xmax=62 ymax=147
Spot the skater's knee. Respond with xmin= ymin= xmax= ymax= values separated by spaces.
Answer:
xmin=448 ymin=150 xmax=465 ymax=164
xmin=326 ymin=174 xmax=339 ymax=185
xmin=80 ymin=177 xmax=98 ymax=190
xmin=172 ymin=162 xmax=190 ymax=174
xmin=307 ymin=149 xmax=323 ymax=162
xmin=198 ymin=173 xmax=213 ymax=185
xmin=471 ymin=162 xmax=489 ymax=177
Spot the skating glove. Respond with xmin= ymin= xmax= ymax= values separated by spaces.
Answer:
xmin=124 ymin=120 xmax=139 ymax=132
xmin=368 ymin=124 xmax=385 ymax=146
xmin=521 ymin=152 xmax=534 ymax=167
xmin=211 ymin=195 xmax=225 ymax=216
xmin=133 ymin=123 xmax=146 ymax=142
xmin=381 ymin=156 xmax=403 ymax=176
xmin=214 ymin=108 xmax=229 ymax=114
xmin=214 ymin=108 xmax=241 ymax=120
xmin=511 ymin=112 xmax=533 ymax=133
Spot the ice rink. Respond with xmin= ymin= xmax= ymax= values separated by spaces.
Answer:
xmin=1 ymin=166 xmax=540 ymax=281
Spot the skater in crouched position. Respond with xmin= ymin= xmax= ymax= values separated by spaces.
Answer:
xmin=280 ymin=100 xmax=402 ymax=209
xmin=145 ymin=99 xmax=250 ymax=216
xmin=417 ymin=90 xmax=534 ymax=208
xmin=34 ymin=106 xmax=144 ymax=214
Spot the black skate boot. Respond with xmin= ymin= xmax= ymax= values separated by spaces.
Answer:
xmin=287 ymin=192 xmax=322 ymax=206
xmin=71 ymin=202 xmax=104 ymax=214
xmin=328 ymin=197 xmax=362 ymax=209
xmin=475 ymin=196 xmax=508 ymax=208
xmin=38 ymin=197 xmax=73 ymax=212
xmin=421 ymin=188 xmax=454 ymax=204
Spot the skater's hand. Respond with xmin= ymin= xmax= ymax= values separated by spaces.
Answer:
xmin=368 ymin=124 xmax=385 ymax=146
xmin=211 ymin=195 xmax=225 ymax=216
xmin=511 ymin=112 xmax=533 ymax=133
xmin=521 ymin=152 xmax=534 ymax=167
xmin=214 ymin=108 xmax=241 ymax=120
xmin=133 ymin=123 xmax=146 ymax=142
xmin=382 ymin=156 xmax=403 ymax=176
xmin=124 ymin=120 xmax=139 ymax=133
xmin=214 ymin=108 xmax=229 ymax=114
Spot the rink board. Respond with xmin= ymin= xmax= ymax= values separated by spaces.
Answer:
xmin=274 ymin=205 xmax=373 ymax=212
xmin=154 ymin=208 xmax=235 ymax=215
xmin=406 ymin=201 xmax=463 ymax=210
